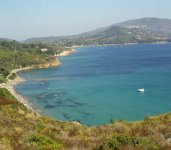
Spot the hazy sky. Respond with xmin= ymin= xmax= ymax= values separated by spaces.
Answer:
xmin=1 ymin=0 xmax=171 ymax=40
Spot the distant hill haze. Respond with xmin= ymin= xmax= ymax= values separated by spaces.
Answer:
xmin=0 ymin=38 xmax=14 ymax=42
xmin=23 ymin=18 xmax=171 ymax=45
xmin=116 ymin=17 xmax=171 ymax=30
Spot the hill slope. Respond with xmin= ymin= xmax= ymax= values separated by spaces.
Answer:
xmin=24 ymin=18 xmax=171 ymax=45
xmin=0 ymin=88 xmax=171 ymax=149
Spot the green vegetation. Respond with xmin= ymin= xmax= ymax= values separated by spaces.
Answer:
xmin=0 ymin=88 xmax=16 ymax=101
xmin=95 ymin=135 xmax=158 ymax=150
xmin=0 ymin=68 xmax=10 ymax=83
xmin=0 ymin=88 xmax=16 ymax=105
xmin=0 ymin=76 xmax=7 ymax=84
xmin=27 ymin=134 xmax=63 ymax=150
xmin=0 ymin=88 xmax=170 ymax=149
xmin=8 ymin=73 xmax=16 ymax=80
xmin=0 ymin=40 xmax=65 ymax=83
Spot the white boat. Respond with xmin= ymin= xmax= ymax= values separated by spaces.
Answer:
xmin=138 ymin=88 xmax=145 ymax=93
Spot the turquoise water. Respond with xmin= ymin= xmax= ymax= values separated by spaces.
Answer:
xmin=16 ymin=43 xmax=171 ymax=126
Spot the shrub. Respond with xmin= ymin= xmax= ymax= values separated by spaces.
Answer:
xmin=0 ymin=76 xmax=6 ymax=83
xmin=0 ymin=88 xmax=16 ymax=101
xmin=8 ymin=73 xmax=16 ymax=80
xmin=95 ymin=134 xmax=158 ymax=150
xmin=116 ymin=134 xmax=131 ymax=144
xmin=104 ymin=138 xmax=121 ymax=150
xmin=110 ymin=118 xmax=114 ymax=124
xmin=0 ymin=88 xmax=16 ymax=105
xmin=27 ymin=134 xmax=63 ymax=150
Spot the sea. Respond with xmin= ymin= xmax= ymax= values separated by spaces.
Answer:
xmin=16 ymin=43 xmax=171 ymax=126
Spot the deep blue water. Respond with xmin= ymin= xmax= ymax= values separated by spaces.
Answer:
xmin=16 ymin=43 xmax=171 ymax=126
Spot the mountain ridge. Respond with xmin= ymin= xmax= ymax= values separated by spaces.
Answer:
xmin=23 ymin=17 xmax=171 ymax=45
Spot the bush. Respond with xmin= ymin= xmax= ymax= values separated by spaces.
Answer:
xmin=0 ymin=76 xmax=6 ymax=83
xmin=104 ymin=138 xmax=121 ymax=150
xmin=0 ymin=88 xmax=16 ymax=101
xmin=116 ymin=134 xmax=131 ymax=144
xmin=27 ymin=134 xmax=63 ymax=150
xmin=0 ymin=68 xmax=10 ymax=78
xmin=8 ymin=73 xmax=16 ymax=80
xmin=95 ymin=134 xmax=158 ymax=150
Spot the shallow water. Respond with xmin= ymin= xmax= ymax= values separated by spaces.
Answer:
xmin=16 ymin=43 xmax=171 ymax=125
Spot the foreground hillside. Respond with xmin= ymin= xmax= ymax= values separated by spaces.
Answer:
xmin=0 ymin=88 xmax=170 ymax=150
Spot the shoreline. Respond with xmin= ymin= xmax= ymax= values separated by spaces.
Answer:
xmin=70 ymin=41 xmax=169 ymax=49
xmin=0 ymin=48 xmax=77 ymax=115
xmin=0 ymin=42 xmax=167 ymax=115
xmin=0 ymin=45 xmax=171 ymax=129
xmin=0 ymin=58 xmax=62 ymax=114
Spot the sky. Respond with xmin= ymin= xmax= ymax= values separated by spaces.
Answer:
xmin=0 ymin=0 xmax=171 ymax=40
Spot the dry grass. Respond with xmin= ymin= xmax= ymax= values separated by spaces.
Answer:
xmin=0 ymin=88 xmax=171 ymax=149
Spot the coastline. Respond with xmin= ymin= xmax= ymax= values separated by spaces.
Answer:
xmin=0 ymin=58 xmax=62 ymax=114
xmin=70 ymin=41 xmax=168 ymax=49
xmin=1 ymin=44 xmax=170 ymax=123
xmin=2 ymin=43 xmax=168 ymax=114
xmin=0 ymin=48 xmax=77 ymax=115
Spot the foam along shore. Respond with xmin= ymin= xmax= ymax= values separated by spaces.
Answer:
xmin=0 ymin=59 xmax=61 ymax=114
